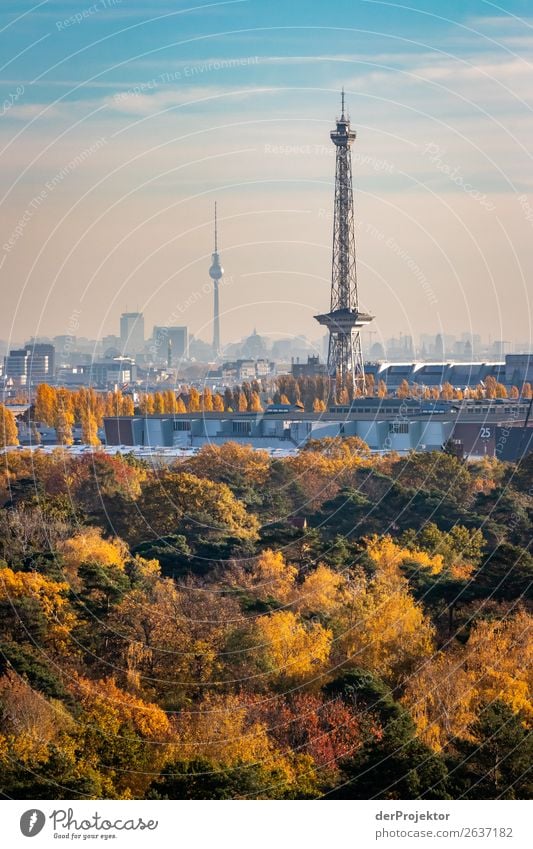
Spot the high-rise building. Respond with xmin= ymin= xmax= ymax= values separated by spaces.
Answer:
xmin=120 ymin=312 xmax=144 ymax=354
xmin=152 ymin=326 xmax=188 ymax=361
xmin=25 ymin=342 xmax=55 ymax=381
xmin=209 ymin=202 xmax=223 ymax=359
xmin=315 ymin=91 xmax=374 ymax=392
xmin=4 ymin=349 xmax=30 ymax=386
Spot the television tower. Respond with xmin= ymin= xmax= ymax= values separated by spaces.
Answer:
xmin=315 ymin=91 xmax=374 ymax=393
xmin=209 ymin=202 xmax=223 ymax=358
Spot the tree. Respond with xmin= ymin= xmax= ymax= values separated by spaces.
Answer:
xmin=140 ymin=471 xmax=259 ymax=544
xmin=339 ymin=550 xmax=435 ymax=685
xmin=248 ymin=549 xmax=297 ymax=602
xmin=162 ymin=391 xmax=176 ymax=414
xmin=58 ymin=528 xmax=129 ymax=586
xmin=153 ymin=392 xmax=165 ymax=414
xmin=0 ymin=404 xmax=19 ymax=447
xmin=34 ymin=384 xmax=56 ymax=425
xmin=139 ymin=394 xmax=155 ymax=415
xmin=121 ymin=395 xmax=134 ymax=416
xmin=449 ymin=701 xmax=533 ymax=799
xmin=440 ymin=381 xmax=454 ymax=400
xmin=249 ymin=391 xmax=263 ymax=412
xmin=397 ymin=379 xmax=410 ymax=399
xmin=53 ymin=390 xmax=74 ymax=445
xmin=0 ymin=564 xmax=76 ymax=652
xmin=80 ymin=409 xmax=100 ymax=446
xmin=188 ymin=388 xmax=201 ymax=412
xmin=403 ymin=611 xmax=533 ymax=750
xmin=201 ymin=387 xmax=214 ymax=411
xmin=325 ymin=669 xmax=449 ymax=799
xmin=254 ymin=610 xmax=332 ymax=684
xmin=213 ymin=393 xmax=225 ymax=412
xmin=180 ymin=442 xmax=270 ymax=495
xmin=297 ymin=563 xmax=346 ymax=616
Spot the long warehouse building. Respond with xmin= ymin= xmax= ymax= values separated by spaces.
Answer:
xmin=104 ymin=398 xmax=533 ymax=461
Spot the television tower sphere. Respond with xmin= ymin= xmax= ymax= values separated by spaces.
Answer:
xmin=209 ymin=253 xmax=224 ymax=280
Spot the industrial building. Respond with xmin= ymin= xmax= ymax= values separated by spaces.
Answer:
xmin=103 ymin=397 xmax=533 ymax=461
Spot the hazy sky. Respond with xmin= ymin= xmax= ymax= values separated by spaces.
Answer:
xmin=0 ymin=0 xmax=532 ymax=353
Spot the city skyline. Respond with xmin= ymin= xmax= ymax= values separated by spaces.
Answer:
xmin=0 ymin=1 xmax=532 ymax=352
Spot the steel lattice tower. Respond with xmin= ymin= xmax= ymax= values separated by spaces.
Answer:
xmin=315 ymin=91 xmax=374 ymax=392
xmin=209 ymin=202 xmax=223 ymax=358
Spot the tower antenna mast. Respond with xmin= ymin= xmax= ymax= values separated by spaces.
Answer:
xmin=209 ymin=202 xmax=223 ymax=359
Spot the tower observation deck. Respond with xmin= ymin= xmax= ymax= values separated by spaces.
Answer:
xmin=315 ymin=91 xmax=374 ymax=392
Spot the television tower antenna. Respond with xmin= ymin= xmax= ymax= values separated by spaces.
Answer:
xmin=209 ymin=202 xmax=223 ymax=359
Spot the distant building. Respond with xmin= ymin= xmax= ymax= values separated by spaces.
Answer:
xmin=103 ymin=398 xmax=533 ymax=461
xmin=220 ymin=359 xmax=275 ymax=382
xmin=120 ymin=312 xmax=144 ymax=354
xmin=57 ymin=357 xmax=136 ymax=388
xmin=151 ymin=326 xmax=188 ymax=361
xmin=291 ymin=355 xmax=327 ymax=378
xmin=2 ymin=343 xmax=54 ymax=387
xmin=25 ymin=342 xmax=55 ymax=382
xmin=4 ymin=349 xmax=30 ymax=386
xmin=505 ymin=354 xmax=533 ymax=387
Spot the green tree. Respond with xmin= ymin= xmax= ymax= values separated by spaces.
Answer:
xmin=449 ymin=702 xmax=533 ymax=799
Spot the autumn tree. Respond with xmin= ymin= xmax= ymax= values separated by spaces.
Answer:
xmin=139 ymin=393 xmax=155 ymax=415
xmin=396 ymin=379 xmax=410 ymax=399
xmin=53 ymin=390 xmax=74 ymax=446
xmin=201 ymin=387 xmax=214 ymax=411
xmin=80 ymin=408 xmax=100 ymax=446
xmin=34 ymin=384 xmax=56 ymax=425
xmin=0 ymin=404 xmax=19 ymax=447
xmin=254 ymin=610 xmax=332 ymax=685
xmin=153 ymin=392 xmax=165 ymax=414
xmin=139 ymin=471 xmax=259 ymax=545
xmin=187 ymin=387 xmax=201 ymax=412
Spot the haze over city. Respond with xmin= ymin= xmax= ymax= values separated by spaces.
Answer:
xmin=1 ymin=0 xmax=532 ymax=353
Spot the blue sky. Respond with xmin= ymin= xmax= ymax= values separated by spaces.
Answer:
xmin=0 ymin=0 xmax=532 ymax=352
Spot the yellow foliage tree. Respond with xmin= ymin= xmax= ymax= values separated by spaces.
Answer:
xmin=58 ymin=528 xmax=129 ymax=584
xmin=202 ymin=387 xmax=214 ymax=411
xmin=403 ymin=611 xmax=533 ymax=750
xmin=254 ymin=610 xmax=332 ymax=684
xmin=213 ymin=393 xmax=225 ymax=411
xmin=251 ymin=549 xmax=297 ymax=601
xmin=340 ymin=561 xmax=435 ymax=684
xmin=0 ymin=565 xmax=76 ymax=651
xmin=139 ymin=393 xmax=155 ymax=415
xmin=34 ymin=383 xmax=56 ymax=425
xmin=121 ymin=395 xmax=134 ymax=416
xmin=80 ymin=409 xmax=100 ymax=446
xmin=163 ymin=390 xmax=177 ymax=413
xmin=249 ymin=391 xmax=263 ymax=412
xmin=297 ymin=564 xmax=346 ymax=616
xmin=153 ymin=392 xmax=165 ymax=414
xmin=0 ymin=404 xmax=19 ymax=448
xmin=53 ymin=389 xmax=74 ymax=445
xmin=188 ymin=387 xmax=201 ymax=412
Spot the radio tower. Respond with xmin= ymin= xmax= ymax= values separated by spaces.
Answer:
xmin=209 ymin=202 xmax=223 ymax=359
xmin=315 ymin=91 xmax=374 ymax=393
